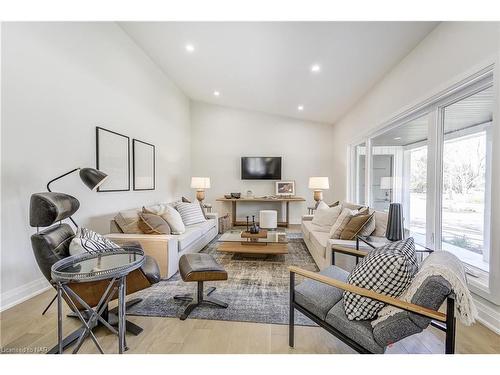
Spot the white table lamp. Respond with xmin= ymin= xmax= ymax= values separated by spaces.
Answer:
xmin=191 ymin=177 xmax=211 ymax=202
xmin=308 ymin=177 xmax=330 ymax=203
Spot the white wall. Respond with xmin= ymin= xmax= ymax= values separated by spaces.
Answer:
xmin=1 ymin=22 xmax=191 ymax=310
xmin=330 ymin=21 xmax=500 ymax=332
xmin=190 ymin=101 xmax=334 ymax=224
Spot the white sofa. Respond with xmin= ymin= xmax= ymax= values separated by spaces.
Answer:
xmin=301 ymin=202 xmax=389 ymax=270
xmin=106 ymin=203 xmax=218 ymax=279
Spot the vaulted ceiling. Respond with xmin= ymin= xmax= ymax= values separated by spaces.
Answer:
xmin=120 ymin=22 xmax=438 ymax=124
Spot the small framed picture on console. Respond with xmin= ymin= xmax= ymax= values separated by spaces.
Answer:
xmin=275 ymin=180 xmax=295 ymax=196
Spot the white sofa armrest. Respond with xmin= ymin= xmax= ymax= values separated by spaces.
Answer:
xmin=105 ymin=233 xmax=178 ymax=279
xmin=302 ymin=214 xmax=314 ymax=221
xmin=206 ymin=212 xmax=219 ymax=233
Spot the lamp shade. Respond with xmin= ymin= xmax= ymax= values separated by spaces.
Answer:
xmin=380 ymin=176 xmax=393 ymax=190
xmin=191 ymin=177 xmax=211 ymax=189
xmin=79 ymin=168 xmax=108 ymax=191
xmin=308 ymin=177 xmax=329 ymax=190
xmin=386 ymin=203 xmax=404 ymax=241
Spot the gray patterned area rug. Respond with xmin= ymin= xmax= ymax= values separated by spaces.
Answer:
xmin=127 ymin=233 xmax=319 ymax=326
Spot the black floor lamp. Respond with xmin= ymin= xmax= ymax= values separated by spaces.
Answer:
xmin=45 ymin=167 xmax=108 ymax=227
xmin=40 ymin=167 xmax=107 ymax=315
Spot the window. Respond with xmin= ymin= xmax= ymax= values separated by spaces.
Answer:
xmin=439 ymin=86 xmax=493 ymax=272
xmin=349 ymin=69 xmax=494 ymax=278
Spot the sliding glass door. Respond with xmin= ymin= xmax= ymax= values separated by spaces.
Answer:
xmin=350 ymin=70 xmax=494 ymax=276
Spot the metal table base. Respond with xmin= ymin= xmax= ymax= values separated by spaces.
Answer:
xmin=56 ymin=276 xmax=128 ymax=354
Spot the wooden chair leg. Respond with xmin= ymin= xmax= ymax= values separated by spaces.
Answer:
xmin=289 ymin=271 xmax=295 ymax=348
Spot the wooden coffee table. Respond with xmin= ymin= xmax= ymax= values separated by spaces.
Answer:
xmin=217 ymin=230 xmax=288 ymax=255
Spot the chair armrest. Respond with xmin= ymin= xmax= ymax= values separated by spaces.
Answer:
xmin=302 ymin=214 xmax=314 ymax=221
xmin=356 ymin=235 xmax=377 ymax=250
xmin=332 ymin=245 xmax=369 ymax=258
xmin=289 ymin=266 xmax=447 ymax=322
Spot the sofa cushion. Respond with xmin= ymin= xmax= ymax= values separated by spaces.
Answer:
xmin=311 ymin=201 xmax=342 ymax=228
xmin=114 ymin=208 xmax=142 ymax=234
xmin=159 ymin=205 xmax=186 ymax=234
xmin=325 ymin=301 xmax=385 ymax=354
xmin=188 ymin=218 xmax=216 ymax=235
xmin=310 ymin=231 xmax=330 ymax=256
xmin=372 ymin=210 xmax=388 ymax=237
xmin=176 ymin=202 xmax=206 ymax=226
xmin=343 ymin=238 xmax=418 ymax=320
xmin=359 ymin=213 xmax=376 ymax=236
xmin=295 ymin=266 xmax=349 ymax=320
xmin=138 ymin=212 xmax=171 ymax=235
xmin=177 ymin=227 xmax=203 ymax=251
xmin=340 ymin=212 xmax=374 ymax=240
xmin=330 ymin=208 xmax=356 ymax=239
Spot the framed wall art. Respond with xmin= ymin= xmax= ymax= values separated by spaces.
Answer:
xmin=96 ymin=126 xmax=130 ymax=192
xmin=132 ymin=139 xmax=155 ymax=191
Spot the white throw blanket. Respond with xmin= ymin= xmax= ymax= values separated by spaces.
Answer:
xmin=372 ymin=250 xmax=478 ymax=326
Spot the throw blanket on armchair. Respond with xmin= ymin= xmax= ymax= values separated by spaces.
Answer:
xmin=372 ymin=250 xmax=478 ymax=326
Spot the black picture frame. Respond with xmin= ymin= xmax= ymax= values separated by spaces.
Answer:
xmin=132 ymin=139 xmax=156 ymax=191
xmin=96 ymin=126 xmax=131 ymax=192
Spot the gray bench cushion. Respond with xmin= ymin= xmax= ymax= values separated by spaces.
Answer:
xmin=325 ymin=301 xmax=385 ymax=354
xmin=295 ymin=265 xmax=348 ymax=320
xmin=372 ymin=312 xmax=422 ymax=347
xmin=409 ymin=275 xmax=451 ymax=328
xmin=372 ymin=275 xmax=451 ymax=347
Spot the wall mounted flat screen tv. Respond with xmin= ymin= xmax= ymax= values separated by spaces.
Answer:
xmin=241 ymin=157 xmax=282 ymax=180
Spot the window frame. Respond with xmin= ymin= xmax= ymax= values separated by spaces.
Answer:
xmin=347 ymin=65 xmax=497 ymax=300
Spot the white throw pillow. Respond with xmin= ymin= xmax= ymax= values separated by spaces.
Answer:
xmin=329 ymin=208 xmax=356 ymax=239
xmin=160 ymin=205 xmax=185 ymax=234
xmin=175 ymin=202 xmax=206 ymax=226
xmin=69 ymin=227 xmax=120 ymax=256
xmin=311 ymin=202 xmax=342 ymax=229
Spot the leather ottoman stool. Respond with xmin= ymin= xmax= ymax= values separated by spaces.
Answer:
xmin=174 ymin=253 xmax=228 ymax=320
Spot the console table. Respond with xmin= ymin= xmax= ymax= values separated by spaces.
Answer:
xmin=216 ymin=196 xmax=306 ymax=228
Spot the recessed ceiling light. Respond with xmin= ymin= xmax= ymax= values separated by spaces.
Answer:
xmin=311 ymin=64 xmax=321 ymax=73
xmin=185 ymin=44 xmax=195 ymax=53
xmin=394 ymin=137 xmax=402 ymax=140
xmin=213 ymin=91 xmax=220 ymax=97
xmin=298 ymin=105 xmax=304 ymax=111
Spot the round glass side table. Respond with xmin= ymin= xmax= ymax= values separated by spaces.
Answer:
xmin=51 ymin=247 xmax=145 ymax=354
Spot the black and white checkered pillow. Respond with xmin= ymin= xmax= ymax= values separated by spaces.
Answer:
xmin=343 ymin=238 xmax=418 ymax=320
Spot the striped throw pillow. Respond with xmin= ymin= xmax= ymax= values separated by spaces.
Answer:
xmin=69 ymin=227 xmax=120 ymax=256
xmin=175 ymin=202 xmax=206 ymax=226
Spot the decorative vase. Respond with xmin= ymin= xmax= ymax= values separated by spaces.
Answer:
xmin=386 ymin=203 xmax=403 ymax=241
xmin=250 ymin=215 xmax=259 ymax=234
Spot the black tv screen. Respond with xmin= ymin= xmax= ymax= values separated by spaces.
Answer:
xmin=241 ymin=157 xmax=282 ymax=180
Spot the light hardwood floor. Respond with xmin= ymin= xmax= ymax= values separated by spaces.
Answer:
xmin=2 ymin=225 xmax=499 ymax=354
xmin=1 ymin=287 xmax=499 ymax=354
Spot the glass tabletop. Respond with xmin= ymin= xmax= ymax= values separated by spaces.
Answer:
xmin=51 ymin=247 xmax=145 ymax=282
xmin=218 ymin=230 xmax=288 ymax=243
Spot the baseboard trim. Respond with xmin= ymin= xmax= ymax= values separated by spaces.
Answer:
xmin=473 ymin=295 xmax=500 ymax=335
xmin=0 ymin=277 xmax=51 ymax=312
